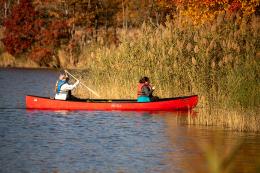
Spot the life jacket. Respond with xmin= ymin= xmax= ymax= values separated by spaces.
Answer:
xmin=137 ymin=83 xmax=152 ymax=97
xmin=55 ymin=80 xmax=67 ymax=93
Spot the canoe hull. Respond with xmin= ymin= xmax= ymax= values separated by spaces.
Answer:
xmin=26 ymin=95 xmax=198 ymax=111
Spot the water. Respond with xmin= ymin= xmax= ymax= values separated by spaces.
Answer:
xmin=0 ymin=68 xmax=259 ymax=173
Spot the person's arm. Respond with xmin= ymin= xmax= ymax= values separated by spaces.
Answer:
xmin=61 ymin=80 xmax=79 ymax=91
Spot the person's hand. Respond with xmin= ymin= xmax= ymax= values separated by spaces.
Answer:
xmin=152 ymin=86 xmax=155 ymax=90
xmin=75 ymin=80 xmax=80 ymax=85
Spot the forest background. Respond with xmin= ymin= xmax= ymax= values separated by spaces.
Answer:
xmin=0 ymin=0 xmax=259 ymax=130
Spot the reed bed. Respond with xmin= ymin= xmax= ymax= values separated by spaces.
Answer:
xmin=70 ymin=14 xmax=259 ymax=132
xmin=187 ymin=108 xmax=260 ymax=132
xmin=76 ymin=14 xmax=259 ymax=107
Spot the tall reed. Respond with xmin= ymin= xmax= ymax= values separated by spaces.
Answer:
xmin=188 ymin=108 xmax=260 ymax=132
xmin=75 ymin=13 xmax=259 ymax=110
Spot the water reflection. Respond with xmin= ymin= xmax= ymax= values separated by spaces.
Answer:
xmin=1 ymin=68 xmax=260 ymax=173
xmin=162 ymin=115 xmax=260 ymax=173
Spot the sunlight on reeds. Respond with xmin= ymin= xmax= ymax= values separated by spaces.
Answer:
xmin=67 ymin=13 xmax=260 ymax=132
xmin=188 ymin=108 xmax=260 ymax=132
xmin=75 ymin=13 xmax=259 ymax=108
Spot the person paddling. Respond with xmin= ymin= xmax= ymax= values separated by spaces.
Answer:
xmin=54 ymin=71 xmax=79 ymax=100
xmin=137 ymin=76 xmax=158 ymax=102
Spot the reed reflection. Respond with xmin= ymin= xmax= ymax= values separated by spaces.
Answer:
xmin=161 ymin=114 xmax=260 ymax=173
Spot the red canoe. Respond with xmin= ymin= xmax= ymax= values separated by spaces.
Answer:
xmin=26 ymin=95 xmax=198 ymax=111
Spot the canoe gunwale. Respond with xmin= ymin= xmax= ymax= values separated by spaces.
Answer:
xmin=26 ymin=94 xmax=198 ymax=103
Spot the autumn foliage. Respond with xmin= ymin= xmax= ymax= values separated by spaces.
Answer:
xmin=2 ymin=0 xmax=70 ymax=65
xmin=2 ymin=0 xmax=36 ymax=56
xmin=170 ymin=0 xmax=260 ymax=24
xmin=156 ymin=0 xmax=260 ymax=24
xmin=29 ymin=19 xmax=68 ymax=65
xmin=1 ymin=0 xmax=259 ymax=66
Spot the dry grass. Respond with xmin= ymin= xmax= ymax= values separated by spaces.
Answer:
xmin=187 ymin=108 xmax=260 ymax=132
xmin=75 ymin=14 xmax=259 ymax=108
xmin=0 ymin=51 xmax=39 ymax=68
xmin=0 ymin=52 xmax=16 ymax=67
xmin=67 ymin=13 xmax=260 ymax=132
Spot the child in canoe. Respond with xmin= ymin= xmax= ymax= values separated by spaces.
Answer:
xmin=137 ymin=76 xmax=159 ymax=102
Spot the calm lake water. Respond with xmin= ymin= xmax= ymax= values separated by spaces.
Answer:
xmin=0 ymin=68 xmax=259 ymax=173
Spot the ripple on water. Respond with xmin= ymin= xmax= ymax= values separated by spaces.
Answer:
xmin=1 ymin=69 xmax=260 ymax=173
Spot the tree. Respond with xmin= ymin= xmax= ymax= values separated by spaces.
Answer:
xmin=29 ymin=1 xmax=70 ymax=65
xmin=158 ymin=0 xmax=260 ymax=24
xmin=0 ymin=0 xmax=18 ymax=26
xmin=2 ymin=0 xmax=37 ymax=55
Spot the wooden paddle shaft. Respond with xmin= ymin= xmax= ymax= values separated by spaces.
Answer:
xmin=65 ymin=70 xmax=100 ymax=97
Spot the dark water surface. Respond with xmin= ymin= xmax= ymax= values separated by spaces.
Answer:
xmin=0 ymin=68 xmax=259 ymax=173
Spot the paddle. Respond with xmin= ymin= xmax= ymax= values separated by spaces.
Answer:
xmin=64 ymin=70 xmax=101 ymax=98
